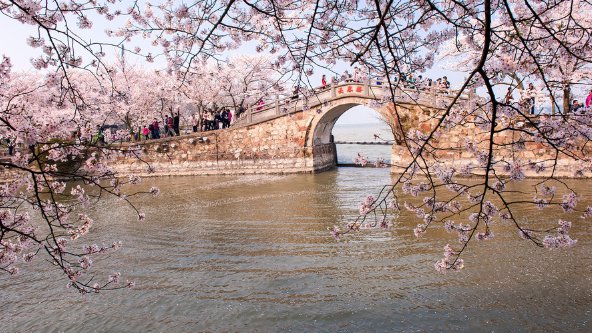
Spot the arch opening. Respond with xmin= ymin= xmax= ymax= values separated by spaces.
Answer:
xmin=308 ymin=103 xmax=395 ymax=171
xmin=332 ymin=106 xmax=395 ymax=166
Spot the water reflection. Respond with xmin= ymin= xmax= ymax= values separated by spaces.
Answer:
xmin=0 ymin=168 xmax=590 ymax=332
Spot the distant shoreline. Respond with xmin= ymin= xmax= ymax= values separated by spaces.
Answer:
xmin=334 ymin=122 xmax=382 ymax=126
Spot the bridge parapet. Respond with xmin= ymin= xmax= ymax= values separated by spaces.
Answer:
xmin=234 ymin=82 xmax=469 ymax=128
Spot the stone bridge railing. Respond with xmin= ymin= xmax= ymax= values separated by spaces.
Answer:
xmin=233 ymin=82 xmax=470 ymax=127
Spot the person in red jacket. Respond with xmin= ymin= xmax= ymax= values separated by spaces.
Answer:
xmin=151 ymin=118 xmax=160 ymax=139
xmin=166 ymin=115 xmax=175 ymax=137
xmin=586 ymin=89 xmax=592 ymax=108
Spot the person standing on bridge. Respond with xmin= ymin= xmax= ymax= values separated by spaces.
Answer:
xmin=256 ymin=98 xmax=265 ymax=111
xmin=173 ymin=111 xmax=180 ymax=136
xmin=353 ymin=67 xmax=361 ymax=82
xmin=570 ymin=100 xmax=582 ymax=114
xmin=151 ymin=118 xmax=160 ymax=139
xmin=406 ymin=73 xmax=416 ymax=89
xmin=214 ymin=110 xmax=222 ymax=129
xmin=204 ymin=112 xmax=213 ymax=131
xmin=166 ymin=115 xmax=175 ymax=137
xmin=441 ymin=76 xmax=450 ymax=91
xmin=236 ymin=104 xmax=245 ymax=119
xmin=341 ymin=70 xmax=352 ymax=82
xmin=526 ymin=83 xmax=536 ymax=115
xmin=191 ymin=113 xmax=199 ymax=132
xmin=321 ymin=74 xmax=327 ymax=89
xmin=416 ymin=75 xmax=425 ymax=90
xmin=586 ymin=89 xmax=592 ymax=108
xmin=291 ymin=87 xmax=299 ymax=100
xmin=221 ymin=109 xmax=230 ymax=128
xmin=504 ymin=87 xmax=513 ymax=104
xmin=6 ymin=136 xmax=14 ymax=156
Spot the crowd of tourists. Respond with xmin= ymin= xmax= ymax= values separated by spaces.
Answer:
xmin=315 ymin=68 xmax=452 ymax=94
xmin=317 ymin=68 xmax=592 ymax=116
xmin=193 ymin=109 xmax=233 ymax=132
xmin=137 ymin=108 xmax=235 ymax=141
xmin=509 ymin=83 xmax=592 ymax=115
xmin=139 ymin=111 xmax=181 ymax=140
xmin=278 ymin=69 xmax=454 ymax=110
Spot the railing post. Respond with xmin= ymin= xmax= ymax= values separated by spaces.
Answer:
xmin=247 ymin=107 xmax=253 ymax=123
xmin=331 ymin=84 xmax=336 ymax=98
xmin=365 ymin=83 xmax=371 ymax=96
xmin=275 ymin=94 xmax=280 ymax=115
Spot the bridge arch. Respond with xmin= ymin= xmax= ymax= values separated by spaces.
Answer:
xmin=305 ymin=97 xmax=387 ymax=148
xmin=229 ymin=83 xmax=461 ymax=173
xmin=302 ymin=96 xmax=399 ymax=172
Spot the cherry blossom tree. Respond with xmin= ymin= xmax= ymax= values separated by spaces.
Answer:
xmin=0 ymin=55 xmax=155 ymax=292
xmin=1 ymin=0 xmax=592 ymax=291
xmin=0 ymin=1 xmax=174 ymax=292
xmin=216 ymin=55 xmax=285 ymax=110
xmin=177 ymin=54 xmax=285 ymax=128
xmin=101 ymin=57 xmax=168 ymax=136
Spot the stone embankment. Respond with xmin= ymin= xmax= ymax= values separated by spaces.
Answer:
xmin=110 ymin=112 xmax=336 ymax=177
xmin=389 ymin=111 xmax=590 ymax=179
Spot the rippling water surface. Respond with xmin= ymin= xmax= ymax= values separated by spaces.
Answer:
xmin=1 ymin=168 xmax=591 ymax=332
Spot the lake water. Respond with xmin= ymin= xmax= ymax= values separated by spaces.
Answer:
xmin=0 ymin=128 xmax=591 ymax=332
xmin=333 ymin=122 xmax=393 ymax=164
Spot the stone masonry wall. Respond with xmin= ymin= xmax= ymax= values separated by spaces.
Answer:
xmin=390 ymin=109 xmax=590 ymax=178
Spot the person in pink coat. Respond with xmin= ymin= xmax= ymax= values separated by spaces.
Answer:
xmin=586 ymin=89 xmax=592 ymax=108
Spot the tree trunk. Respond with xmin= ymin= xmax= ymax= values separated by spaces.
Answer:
xmin=563 ymin=84 xmax=571 ymax=114
xmin=510 ymin=72 xmax=524 ymax=90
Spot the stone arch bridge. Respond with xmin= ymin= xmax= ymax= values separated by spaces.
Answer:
xmin=112 ymin=83 xmax=470 ymax=176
